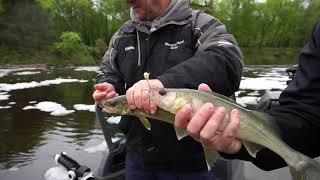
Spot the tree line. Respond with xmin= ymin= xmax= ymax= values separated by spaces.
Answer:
xmin=0 ymin=0 xmax=319 ymax=64
xmin=193 ymin=0 xmax=320 ymax=48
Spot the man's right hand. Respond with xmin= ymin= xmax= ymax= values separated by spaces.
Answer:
xmin=93 ymin=82 xmax=118 ymax=107
xmin=175 ymin=83 xmax=242 ymax=154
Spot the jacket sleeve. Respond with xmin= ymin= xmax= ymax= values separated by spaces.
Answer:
xmin=95 ymin=31 xmax=126 ymax=95
xmin=157 ymin=12 xmax=243 ymax=96
xmin=222 ymin=19 xmax=320 ymax=171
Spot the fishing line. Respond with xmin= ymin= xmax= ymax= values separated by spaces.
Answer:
xmin=147 ymin=0 xmax=151 ymax=75
xmin=53 ymin=0 xmax=107 ymax=75
xmin=144 ymin=0 xmax=152 ymax=90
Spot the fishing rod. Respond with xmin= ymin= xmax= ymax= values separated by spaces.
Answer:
xmin=54 ymin=0 xmax=153 ymax=80
xmin=51 ymin=1 xmax=154 ymax=179
xmin=53 ymin=0 xmax=106 ymax=75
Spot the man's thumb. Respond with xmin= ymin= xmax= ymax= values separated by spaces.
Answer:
xmin=198 ymin=83 xmax=212 ymax=92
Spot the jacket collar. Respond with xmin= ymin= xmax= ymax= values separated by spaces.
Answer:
xmin=120 ymin=0 xmax=192 ymax=34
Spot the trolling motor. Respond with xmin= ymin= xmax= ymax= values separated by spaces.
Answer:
xmin=54 ymin=152 xmax=93 ymax=180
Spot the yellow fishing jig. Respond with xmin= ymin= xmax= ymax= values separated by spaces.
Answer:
xmin=144 ymin=72 xmax=150 ymax=80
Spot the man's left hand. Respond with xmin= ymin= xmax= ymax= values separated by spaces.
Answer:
xmin=126 ymin=79 xmax=164 ymax=114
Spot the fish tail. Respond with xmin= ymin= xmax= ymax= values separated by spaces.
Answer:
xmin=289 ymin=154 xmax=320 ymax=180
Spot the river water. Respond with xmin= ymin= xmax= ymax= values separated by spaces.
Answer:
xmin=0 ymin=65 xmax=291 ymax=180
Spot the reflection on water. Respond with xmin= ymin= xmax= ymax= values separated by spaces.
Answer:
xmin=0 ymin=65 xmax=291 ymax=180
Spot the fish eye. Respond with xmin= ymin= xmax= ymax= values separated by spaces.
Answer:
xmin=158 ymin=89 xmax=167 ymax=96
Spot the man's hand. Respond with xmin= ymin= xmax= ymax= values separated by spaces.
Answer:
xmin=126 ymin=79 xmax=164 ymax=114
xmin=175 ymin=83 xmax=242 ymax=154
xmin=93 ymin=82 xmax=118 ymax=107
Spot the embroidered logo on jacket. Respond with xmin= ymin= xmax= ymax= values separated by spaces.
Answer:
xmin=164 ymin=40 xmax=185 ymax=50
xmin=125 ymin=46 xmax=135 ymax=51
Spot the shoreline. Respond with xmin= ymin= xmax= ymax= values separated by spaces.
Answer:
xmin=0 ymin=64 xmax=87 ymax=69
xmin=0 ymin=64 xmax=48 ymax=69
xmin=0 ymin=47 xmax=299 ymax=66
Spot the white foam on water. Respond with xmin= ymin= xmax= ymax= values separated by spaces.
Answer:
xmin=44 ymin=166 xmax=69 ymax=180
xmin=0 ymin=106 xmax=11 ymax=109
xmin=237 ymin=96 xmax=259 ymax=107
xmin=74 ymin=66 xmax=101 ymax=73
xmin=13 ymin=71 xmax=41 ymax=76
xmin=23 ymin=101 xmax=75 ymax=116
xmin=0 ymin=68 xmax=41 ymax=78
xmin=0 ymin=78 xmax=88 ymax=92
xmin=107 ymin=116 xmax=121 ymax=124
xmin=0 ymin=69 xmax=13 ymax=78
xmin=73 ymin=104 xmax=95 ymax=112
xmin=237 ymin=66 xmax=291 ymax=107
xmin=247 ymin=91 xmax=261 ymax=96
xmin=83 ymin=141 xmax=107 ymax=153
xmin=8 ymin=166 xmax=19 ymax=171
xmin=240 ymin=77 xmax=287 ymax=91
xmin=0 ymin=93 xmax=10 ymax=101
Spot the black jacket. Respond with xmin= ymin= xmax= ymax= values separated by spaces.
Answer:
xmin=96 ymin=0 xmax=243 ymax=171
xmin=223 ymin=19 xmax=320 ymax=171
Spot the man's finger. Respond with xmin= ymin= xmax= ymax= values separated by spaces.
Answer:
xmin=94 ymin=83 xmax=108 ymax=90
xmin=92 ymin=91 xmax=107 ymax=101
xmin=199 ymin=107 xmax=226 ymax=144
xmin=187 ymin=103 xmax=214 ymax=139
xmin=94 ymin=83 xmax=115 ymax=92
xmin=126 ymin=87 xmax=136 ymax=109
xmin=106 ymin=91 xmax=117 ymax=99
xmin=221 ymin=109 xmax=240 ymax=140
xmin=139 ymin=80 xmax=152 ymax=113
xmin=198 ymin=83 xmax=212 ymax=92
xmin=141 ymin=90 xmax=150 ymax=113
xmin=175 ymin=104 xmax=192 ymax=128
xmin=219 ymin=109 xmax=241 ymax=154
xmin=133 ymin=85 xmax=142 ymax=109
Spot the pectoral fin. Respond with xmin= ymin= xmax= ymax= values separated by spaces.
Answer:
xmin=174 ymin=127 xmax=189 ymax=140
xmin=202 ymin=145 xmax=220 ymax=170
xmin=243 ymin=141 xmax=265 ymax=158
xmin=137 ymin=116 xmax=151 ymax=130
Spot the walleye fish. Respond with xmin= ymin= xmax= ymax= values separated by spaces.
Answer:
xmin=149 ymin=88 xmax=320 ymax=180
xmin=102 ymin=95 xmax=189 ymax=140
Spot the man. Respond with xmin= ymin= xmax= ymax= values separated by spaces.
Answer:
xmin=175 ymin=19 xmax=320 ymax=171
xmin=93 ymin=0 xmax=243 ymax=179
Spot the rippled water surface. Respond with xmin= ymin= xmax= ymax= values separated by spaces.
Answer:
xmin=0 ymin=65 xmax=291 ymax=180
